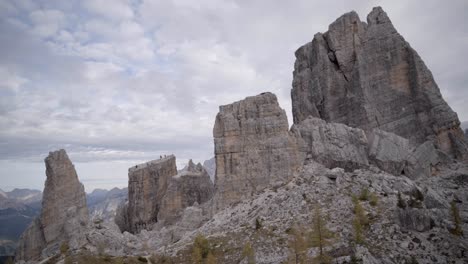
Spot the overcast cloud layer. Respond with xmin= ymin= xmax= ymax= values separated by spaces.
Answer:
xmin=1 ymin=0 xmax=467 ymax=192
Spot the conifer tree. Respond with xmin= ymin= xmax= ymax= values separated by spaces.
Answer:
xmin=288 ymin=227 xmax=308 ymax=264
xmin=242 ymin=242 xmax=256 ymax=264
xmin=309 ymin=205 xmax=334 ymax=264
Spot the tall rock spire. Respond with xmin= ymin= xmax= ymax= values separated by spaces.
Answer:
xmin=291 ymin=6 xmax=467 ymax=159
xmin=16 ymin=149 xmax=89 ymax=261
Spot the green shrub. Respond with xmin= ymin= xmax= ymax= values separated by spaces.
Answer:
xmin=397 ymin=192 xmax=406 ymax=209
xmin=369 ymin=193 xmax=378 ymax=207
xmin=60 ymin=241 xmax=70 ymax=255
xmin=309 ymin=205 xmax=334 ymax=262
xmin=450 ymin=201 xmax=463 ymax=236
xmin=255 ymin=218 xmax=262 ymax=230
xmin=242 ymin=242 xmax=256 ymax=264
xmin=137 ymin=256 xmax=148 ymax=262
xmin=191 ymin=234 xmax=215 ymax=264
xmin=359 ymin=188 xmax=369 ymax=201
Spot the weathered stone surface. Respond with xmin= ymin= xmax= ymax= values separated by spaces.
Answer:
xmin=397 ymin=208 xmax=433 ymax=232
xmin=213 ymin=92 xmax=304 ymax=210
xmin=16 ymin=149 xmax=89 ymax=261
xmin=127 ymin=155 xmax=177 ymax=233
xmin=405 ymin=141 xmax=440 ymax=179
xmin=367 ymin=128 xmax=410 ymax=175
xmin=158 ymin=160 xmax=214 ymax=225
xmin=292 ymin=117 xmax=369 ymax=171
xmin=291 ymin=6 xmax=467 ymax=159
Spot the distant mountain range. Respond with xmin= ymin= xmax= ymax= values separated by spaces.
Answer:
xmin=0 ymin=189 xmax=42 ymax=257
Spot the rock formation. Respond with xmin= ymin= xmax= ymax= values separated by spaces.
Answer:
xmin=127 ymin=155 xmax=177 ymax=233
xmin=158 ymin=160 xmax=214 ymax=225
xmin=213 ymin=92 xmax=304 ymax=210
xmin=291 ymin=6 xmax=467 ymax=159
xmin=16 ymin=149 xmax=88 ymax=261
xmin=292 ymin=117 xmax=369 ymax=171
xmin=120 ymin=156 xmax=214 ymax=233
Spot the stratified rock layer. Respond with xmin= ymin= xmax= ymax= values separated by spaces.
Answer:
xmin=16 ymin=149 xmax=89 ymax=261
xmin=213 ymin=92 xmax=304 ymax=210
xmin=291 ymin=6 xmax=467 ymax=159
xmin=127 ymin=156 xmax=177 ymax=233
xmin=158 ymin=160 xmax=214 ymax=225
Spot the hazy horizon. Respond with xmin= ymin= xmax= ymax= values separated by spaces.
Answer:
xmin=1 ymin=0 xmax=467 ymax=192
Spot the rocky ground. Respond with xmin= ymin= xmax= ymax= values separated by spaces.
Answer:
xmin=71 ymin=159 xmax=467 ymax=264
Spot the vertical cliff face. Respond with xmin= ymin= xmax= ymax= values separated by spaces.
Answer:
xmin=127 ymin=155 xmax=177 ymax=233
xmin=291 ymin=7 xmax=467 ymax=159
xmin=158 ymin=160 xmax=214 ymax=225
xmin=213 ymin=92 xmax=305 ymax=211
xmin=16 ymin=150 xmax=88 ymax=261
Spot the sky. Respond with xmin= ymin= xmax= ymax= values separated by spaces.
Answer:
xmin=0 ymin=0 xmax=467 ymax=192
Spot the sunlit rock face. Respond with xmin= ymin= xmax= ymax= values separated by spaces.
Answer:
xmin=291 ymin=7 xmax=467 ymax=159
xmin=213 ymin=92 xmax=305 ymax=211
xmin=16 ymin=149 xmax=89 ymax=261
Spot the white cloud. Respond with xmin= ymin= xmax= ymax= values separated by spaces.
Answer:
xmin=1 ymin=0 xmax=467 ymax=191
xmin=29 ymin=9 xmax=66 ymax=37
xmin=83 ymin=0 xmax=134 ymax=21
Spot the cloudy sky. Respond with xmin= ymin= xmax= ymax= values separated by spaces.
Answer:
xmin=0 ymin=0 xmax=467 ymax=192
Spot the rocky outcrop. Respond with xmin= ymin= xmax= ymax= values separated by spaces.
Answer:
xmin=291 ymin=6 xmax=467 ymax=159
xmin=158 ymin=160 xmax=214 ymax=225
xmin=367 ymin=128 xmax=411 ymax=176
xmin=16 ymin=149 xmax=89 ymax=261
xmin=127 ymin=156 xmax=177 ymax=233
xmin=120 ymin=156 xmax=214 ymax=233
xmin=292 ymin=117 xmax=369 ymax=171
xmin=213 ymin=92 xmax=305 ymax=210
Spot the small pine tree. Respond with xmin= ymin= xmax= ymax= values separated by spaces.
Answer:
xmin=359 ymin=188 xmax=369 ymax=201
xmin=409 ymin=256 xmax=419 ymax=264
xmin=242 ymin=242 xmax=256 ymax=264
xmin=192 ymin=234 xmax=211 ymax=263
xmin=206 ymin=252 xmax=217 ymax=264
xmin=352 ymin=197 xmax=368 ymax=245
xmin=450 ymin=201 xmax=463 ymax=236
xmin=191 ymin=246 xmax=203 ymax=264
xmin=369 ymin=193 xmax=378 ymax=207
xmin=60 ymin=241 xmax=70 ymax=255
xmin=5 ymin=257 xmax=14 ymax=264
xmin=397 ymin=192 xmax=406 ymax=209
xmin=255 ymin=218 xmax=262 ymax=230
xmin=354 ymin=201 xmax=369 ymax=226
xmin=309 ymin=205 xmax=334 ymax=263
xmin=353 ymin=218 xmax=364 ymax=245
xmin=288 ymin=227 xmax=308 ymax=264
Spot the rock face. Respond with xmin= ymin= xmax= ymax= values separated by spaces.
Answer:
xmin=16 ymin=150 xmax=88 ymax=261
xmin=127 ymin=156 xmax=177 ymax=233
xmin=213 ymin=92 xmax=304 ymax=210
xmin=158 ymin=160 xmax=214 ymax=225
xmin=367 ymin=128 xmax=411 ymax=175
xmin=120 ymin=156 xmax=214 ymax=233
xmin=291 ymin=6 xmax=467 ymax=159
xmin=292 ymin=117 xmax=369 ymax=171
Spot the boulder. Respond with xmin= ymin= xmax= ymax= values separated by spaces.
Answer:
xmin=397 ymin=208 xmax=433 ymax=232
xmin=291 ymin=6 xmax=467 ymax=159
xmin=292 ymin=117 xmax=369 ymax=171
xmin=213 ymin=92 xmax=305 ymax=210
xmin=367 ymin=129 xmax=410 ymax=176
